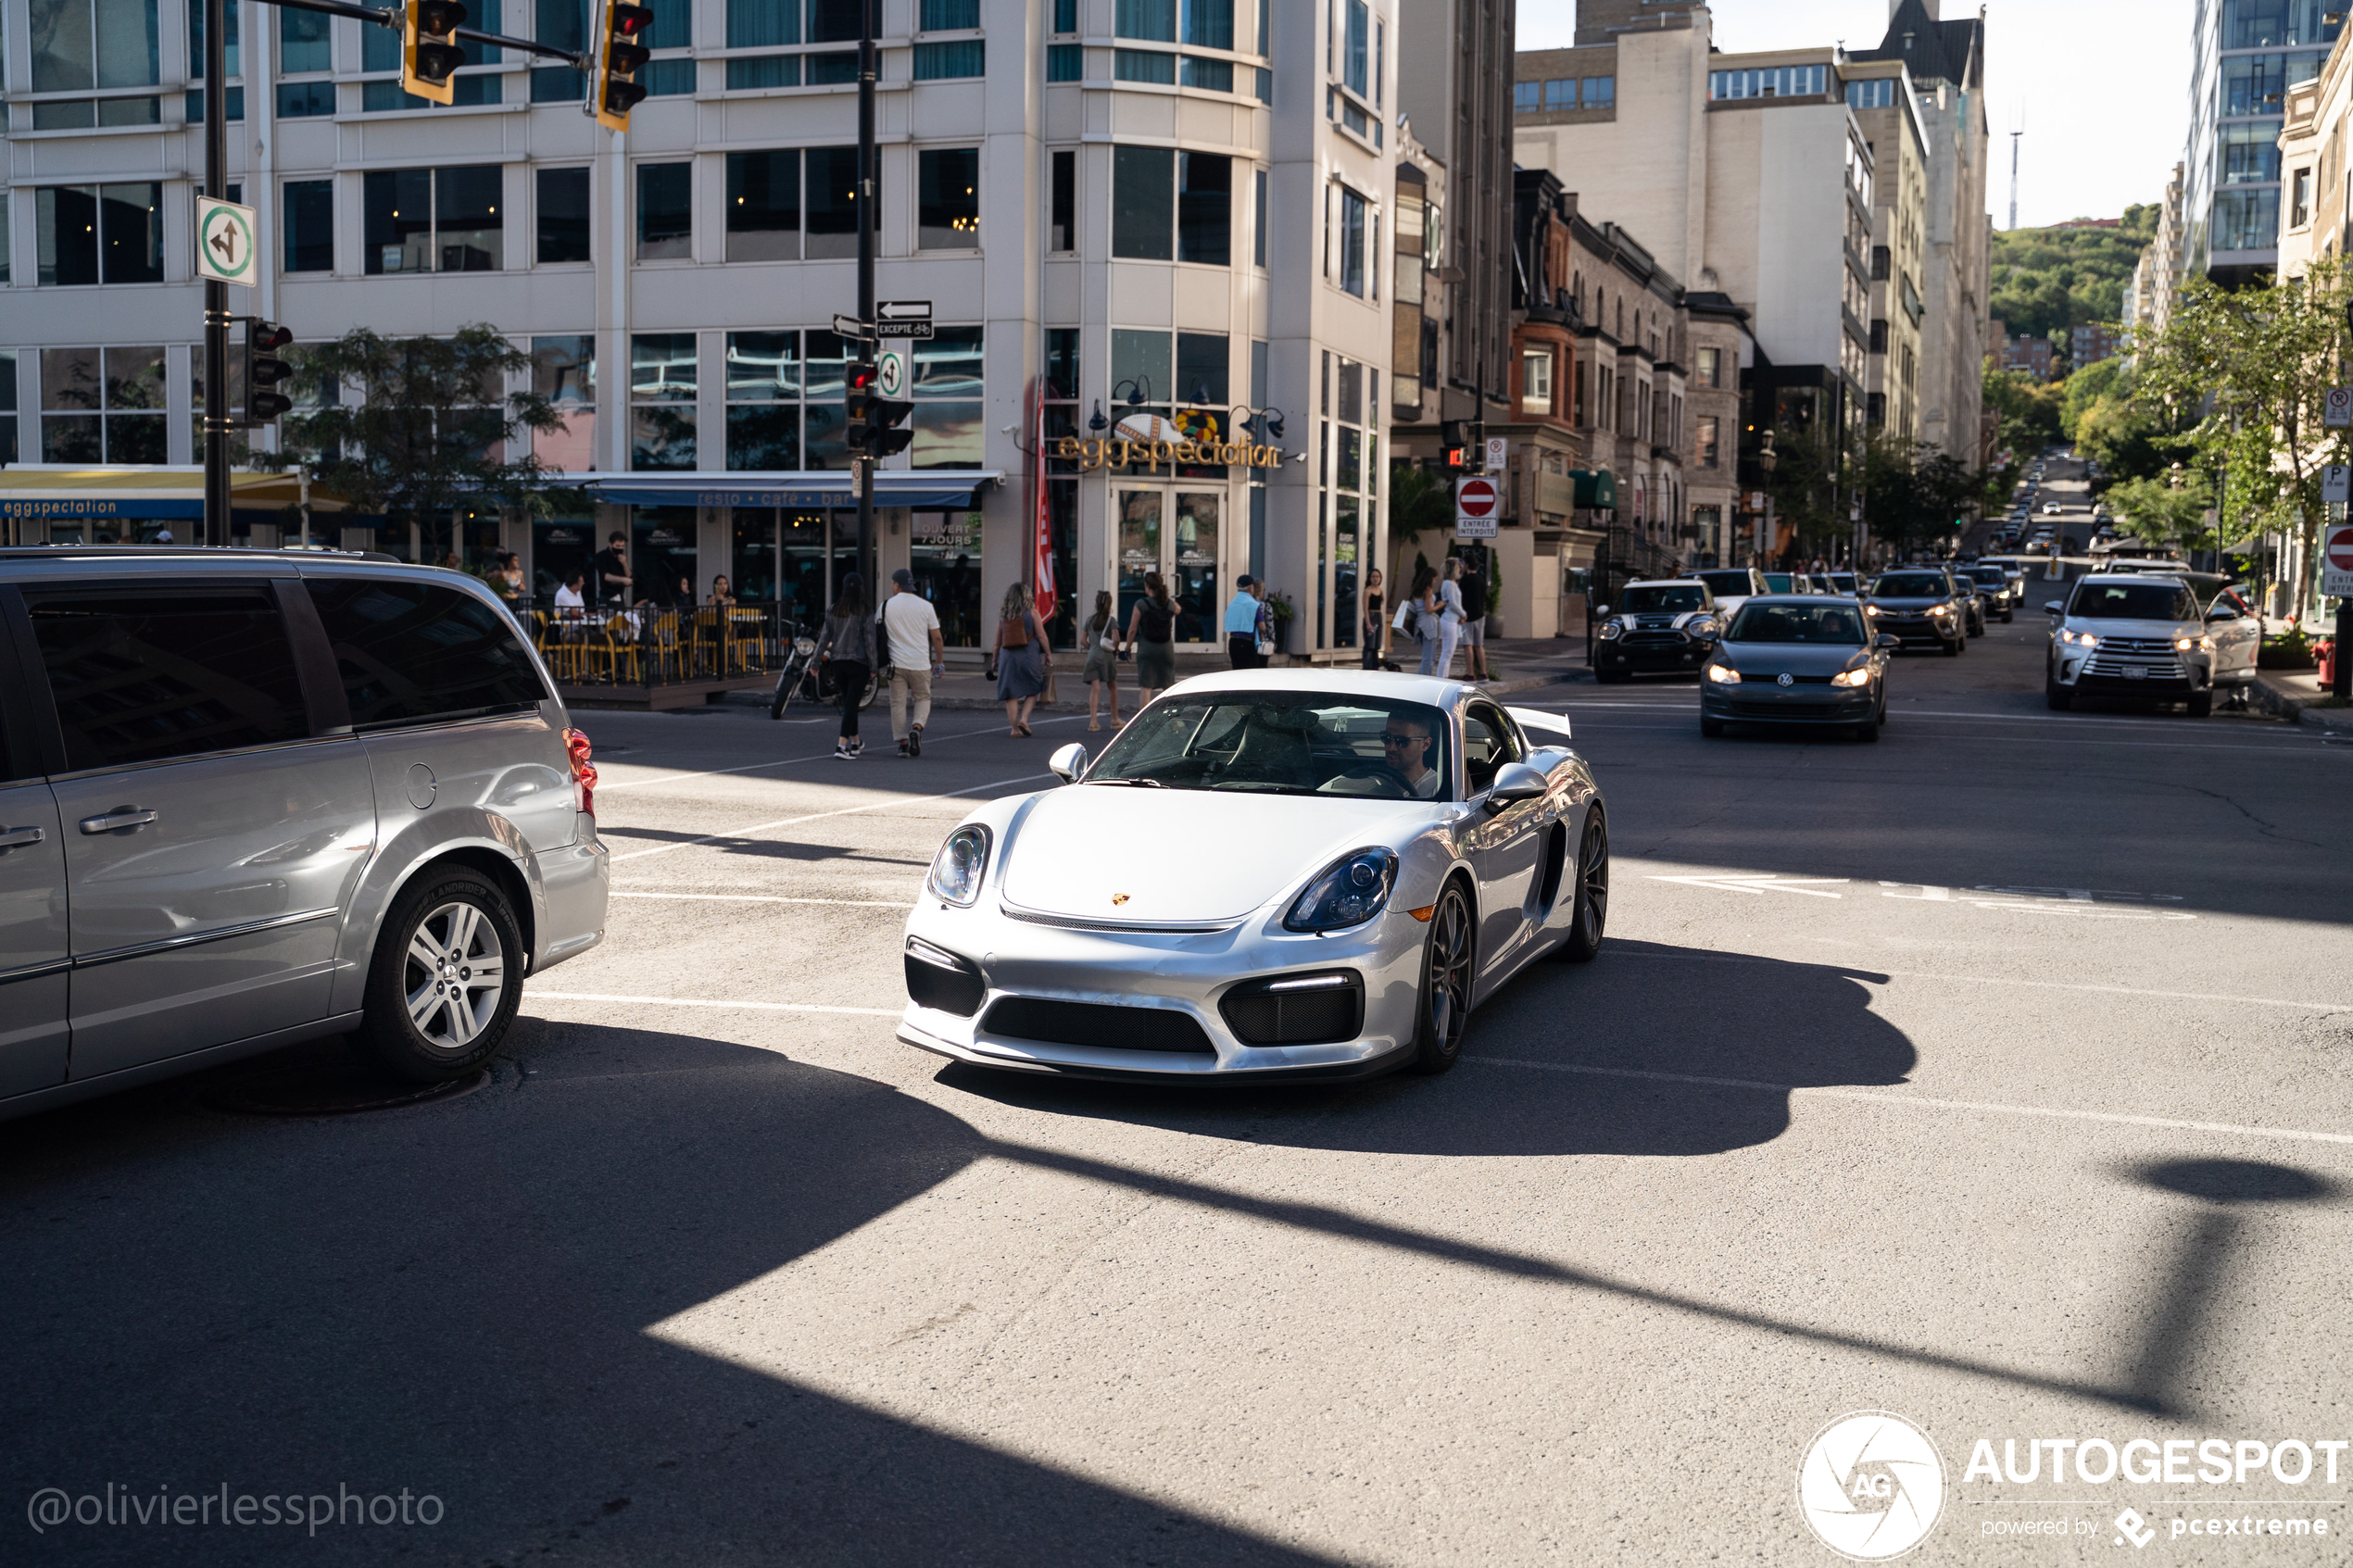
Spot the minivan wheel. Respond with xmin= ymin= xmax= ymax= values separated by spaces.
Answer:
xmin=359 ymin=870 xmax=524 ymax=1082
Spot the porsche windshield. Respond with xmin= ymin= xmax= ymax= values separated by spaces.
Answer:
xmin=1620 ymin=584 xmax=1706 ymax=614
xmin=2070 ymin=582 xmax=2197 ymax=621
xmin=1725 ymin=603 xmax=1867 ymax=645
xmin=1871 ymin=573 xmax=1951 ymax=597
xmin=1088 ymin=693 xmax=1455 ymax=800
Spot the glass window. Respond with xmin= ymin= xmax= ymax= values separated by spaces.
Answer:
xmin=809 ymin=0 xmax=862 ymax=42
xmin=727 ymin=0 xmax=798 ymax=44
xmin=2221 ymin=121 xmax=2284 ymax=184
xmin=727 ymin=150 xmax=800 ymax=260
xmin=1182 ymin=0 xmax=1231 ymax=47
xmin=637 ymin=162 xmax=691 ymax=259
xmin=1697 ymin=414 xmax=1719 ymax=469
xmin=30 ymin=589 xmax=309 ymax=771
xmin=1115 ymin=0 xmax=1175 ymax=42
xmin=727 ymin=55 xmax=799 ymax=87
xmin=40 ymin=0 xmax=163 ymax=90
xmin=922 ymin=0 xmax=979 ymax=25
xmin=631 ymin=333 xmax=698 ymax=470
xmin=911 ymin=511 xmax=985 ymax=646
xmin=2213 ymin=186 xmax=2281 ymax=251
xmin=1337 ymin=185 xmax=1366 ymax=296
xmin=1045 ymin=328 xmax=1081 ymax=401
xmin=1177 ymin=152 xmax=1231 ymax=264
xmin=914 ymin=40 xmax=985 ymax=77
xmin=283 ymin=179 xmax=333 ymax=272
xmin=642 ymin=0 xmax=689 ymax=46
xmin=1582 ymin=76 xmax=1614 ymax=108
xmin=1513 ymin=81 xmax=1538 ymax=112
xmin=2223 ymin=0 xmax=2343 ymax=49
xmin=306 ymin=579 xmax=547 ymax=730
xmin=1521 ymin=348 xmax=1553 ymax=413
xmin=1114 ymin=145 xmax=1175 ymax=258
xmin=806 ymin=50 xmax=857 ymax=82
xmin=1051 ymin=149 xmax=1076 ymax=251
xmin=804 ymin=145 xmax=864 ymax=259
xmin=362 ymin=7 xmax=400 ymax=69
xmin=1115 ymin=49 xmax=1176 ymax=82
xmin=362 ymin=168 xmax=501 ymax=274
xmin=537 ymin=167 xmax=592 ymax=263
xmin=1047 ymin=44 xmax=1081 ymax=81
xmin=532 ymin=65 xmax=586 ymax=100
xmin=532 ymin=334 xmax=597 ymax=471
xmin=1181 ymin=56 xmax=1232 ymax=91
xmin=912 ymin=327 xmax=984 ymax=470
xmin=1254 ymin=167 xmax=1268 ymax=267
xmin=2221 ymin=53 xmax=2289 ymax=116
xmin=436 ymin=166 xmax=503 ymax=270
xmin=275 ymin=80 xmax=332 ymax=115
xmin=1091 ymin=691 xmax=1454 ymax=799
xmin=1176 ymin=332 xmax=1227 ymax=407
xmin=1112 ymin=329 xmax=1172 ymax=405
xmin=725 ymin=331 xmax=799 ymax=470
xmin=279 ymin=5 xmax=328 ymax=70
xmin=918 ymin=148 xmax=980 ymax=249
xmin=1056 ymin=0 xmax=1077 ymax=31
xmin=1343 ymin=0 xmax=1367 ymax=94
xmin=40 ymin=345 xmax=164 ymax=463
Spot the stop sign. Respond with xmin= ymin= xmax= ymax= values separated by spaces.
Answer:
xmin=1456 ymin=477 xmax=1498 ymax=518
xmin=2330 ymin=525 xmax=2353 ymax=571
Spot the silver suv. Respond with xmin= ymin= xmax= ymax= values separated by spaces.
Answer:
xmin=0 ymin=549 xmax=608 ymax=1119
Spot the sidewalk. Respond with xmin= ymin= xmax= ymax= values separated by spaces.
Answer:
xmin=2250 ymin=665 xmax=2352 ymax=731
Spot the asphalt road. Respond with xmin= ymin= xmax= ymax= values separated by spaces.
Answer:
xmin=10 ymin=623 xmax=2353 ymax=1566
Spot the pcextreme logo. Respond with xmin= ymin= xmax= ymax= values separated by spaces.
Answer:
xmin=1797 ymin=1411 xmax=1948 ymax=1562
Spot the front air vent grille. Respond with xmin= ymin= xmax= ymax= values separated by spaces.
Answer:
xmin=904 ymin=937 xmax=986 ymax=1018
xmin=981 ymin=997 xmax=1215 ymax=1054
xmin=1219 ymin=972 xmax=1365 ymax=1047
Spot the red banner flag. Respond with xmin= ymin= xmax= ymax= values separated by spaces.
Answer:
xmin=1033 ymin=401 xmax=1058 ymax=625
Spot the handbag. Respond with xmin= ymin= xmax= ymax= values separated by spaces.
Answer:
xmin=1391 ymin=599 xmax=1415 ymax=633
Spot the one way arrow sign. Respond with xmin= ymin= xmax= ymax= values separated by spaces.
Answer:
xmin=876 ymin=300 xmax=934 ymax=338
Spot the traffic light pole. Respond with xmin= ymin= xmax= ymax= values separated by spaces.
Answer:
xmin=202 ymin=0 xmax=231 ymax=547
xmin=855 ymin=0 xmax=878 ymax=594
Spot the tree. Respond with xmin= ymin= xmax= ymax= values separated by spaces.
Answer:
xmin=2102 ymin=472 xmax=2214 ymax=554
xmin=269 ymin=327 xmax=586 ymax=558
xmin=1862 ymin=434 xmax=1980 ymax=557
xmin=2133 ymin=257 xmax=2353 ymax=610
xmin=1387 ymin=460 xmax=1456 ymax=545
xmin=1988 ymin=207 xmax=2157 ymax=341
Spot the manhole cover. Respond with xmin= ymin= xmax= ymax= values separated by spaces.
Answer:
xmin=200 ymin=1060 xmax=491 ymax=1117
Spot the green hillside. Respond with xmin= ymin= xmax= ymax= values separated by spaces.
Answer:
xmin=1988 ymin=204 xmax=2159 ymax=340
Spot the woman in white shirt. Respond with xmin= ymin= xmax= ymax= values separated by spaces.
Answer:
xmin=1434 ymin=558 xmax=1466 ymax=679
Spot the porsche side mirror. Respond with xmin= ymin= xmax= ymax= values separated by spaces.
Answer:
xmin=1048 ymin=742 xmax=1088 ymax=783
xmin=1876 ymin=633 xmax=1900 ymax=650
xmin=1485 ymin=762 xmax=1549 ymax=810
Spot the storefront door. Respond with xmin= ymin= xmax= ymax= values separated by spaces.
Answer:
xmin=1117 ymin=488 xmax=1221 ymax=643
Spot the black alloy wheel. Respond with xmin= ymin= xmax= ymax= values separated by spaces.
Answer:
xmin=1407 ymin=882 xmax=1476 ymax=1074
xmin=1556 ymin=810 xmax=1609 ymax=964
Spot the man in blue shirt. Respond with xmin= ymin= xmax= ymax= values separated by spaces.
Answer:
xmin=1225 ymin=575 xmax=1267 ymax=668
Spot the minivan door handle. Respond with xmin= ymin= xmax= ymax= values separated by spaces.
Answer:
xmin=79 ymin=809 xmax=157 ymax=834
xmin=0 ymin=826 xmax=44 ymax=850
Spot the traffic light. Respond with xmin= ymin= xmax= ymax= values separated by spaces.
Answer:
xmin=244 ymin=320 xmax=294 ymax=424
xmin=1441 ymin=420 xmax=1468 ymax=472
xmin=846 ymin=362 xmax=914 ymax=458
xmin=402 ymin=0 xmax=468 ymax=105
xmin=594 ymin=0 xmax=655 ymax=131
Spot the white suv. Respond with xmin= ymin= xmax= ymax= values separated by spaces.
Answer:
xmin=2044 ymin=574 xmax=2222 ymax=716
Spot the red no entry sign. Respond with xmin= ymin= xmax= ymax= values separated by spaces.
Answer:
xmin=1456 ymin=478 xmax=1498 ymax=518
xmin=2330 ymin=526 xmax=2353 ymax=572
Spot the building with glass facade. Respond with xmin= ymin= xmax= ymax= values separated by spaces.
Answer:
xmin=2183 ymin=0 xmax=2343 ymax=284
xmin=0 ymin=0 xmax=1400 ymax=660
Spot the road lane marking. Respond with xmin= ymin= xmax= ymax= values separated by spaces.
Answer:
xmin=1609 ymin=947 xmax=2350 ymax=1011
xmin=1473 ymin=1058 xmax=2353 ymax=1148
xmin=608 ymin=771 xmax=1052 ymax=862
xmin=526 ymin=990 xmax=900 ymax=1017
xmin=610 ymin=891 xmax=914 ymax=908
xmin=1647 ymin=874 xmax=1849 ymax=897
xmin=598 ymin=716 xmax=1089 ymax=791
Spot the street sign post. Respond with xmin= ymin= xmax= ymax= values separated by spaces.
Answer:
xmin=1485 ymin=435 xmax=1507 ymax=474
xmin=2326 ymin=465 xmax=2352 ymax=505
xmin=2323 ymin=524 xmax=2353 ymax=599
xmin=1455 ymin=476 xmax=1501 ymax=539
xmin=832 ymin=312 xmax=873 ymax=341
xmin=2327 ymin=387 xmax=2353 ymax=428
xmin=875 ymin=348 xmax=907 ymax=399
xmin=196 ymin=196 xmax=258 ymax=286
xmin=876 ymin=299 xmax=934 ymax=339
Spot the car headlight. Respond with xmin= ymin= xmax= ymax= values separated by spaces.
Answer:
xmin=2059 ymin=628 xmax=2098 ymax=647
xmin=794 ymin=636 xmax=818 ymax=655
xmin=2175 ymin=635 xmax=2212 ymax=652
xmin=1863 ymin=603 xmax=1881 ymax=615
xmin=1831 ymin=667 xmax=1873 ymax=688
xmin=1284 ymin=847 xmax=1399 ymax=934
xmin=1597 ymin=621 xmax=1624 ymax=640
xmin=925 ymin=824 xmax=992 ymax=907
xmin=1705 ymin=663 xmax=1742 ymax=684
xmin=1688 ymin=619 xmax=1717 ymax=638
xmin=1929 ymin=605 xmax=1954 ymax=620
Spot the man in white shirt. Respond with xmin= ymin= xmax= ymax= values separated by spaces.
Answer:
xmin=1381 ymin=714 xmax=1444 ymax=799
xmin=553 ymin=572 xmax=586 ymax=615
xmin=879 ymin=568 xmax=945 ymax=756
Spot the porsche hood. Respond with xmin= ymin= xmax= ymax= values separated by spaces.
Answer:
xmin=997 ymin=786 xmax=1428 ymax=925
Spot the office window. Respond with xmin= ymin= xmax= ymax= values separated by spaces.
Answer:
xmin=276 ymin=80 xmax=332 ymax=115
xmin=531 ymin=335 xmax=596 ymax=470
xmin=1115 ymin=0 xmax=1176 ymax=41
xmin=1870 ymin=245 xmax=1890 ymax=280
xmin=1056 ymin=0 xmax=1077 ymax=31
xmin=921 ymin=0 xmax=979 ymax=26
xmin=726 ymin=150 xmax=799 ymax=260
xmin=1869 ymin=320 xmax=1889 ymax=354
xmin=642 ymin=57 xmax=695 ymax=94
xmin=36 ymin=183 xmax=163 ymax=285
xmin=1177 ymin=152 xmax=1231 ymax=264
xmin=806 ymin=50 xmax=858 ymax=82
xmin=1045 ymin=328 xmax=1080 ymax=400
xmin=1697 ymin=415 xmax=1719 ymax=470
xmin=1844 ymin=77 xmax=1894 ymax=109
xmin=809 ymin=0 xmax=862 ymax=41
xmin=2214 ymin=186 xmax=2281 ymax=251
xmin=1582 ymin=76 xmax=1614 ymax=108
xmin=279 ymin=6 xmax=328 ymax=71
xmin=1336 ymin=184 xmax=1366 ymax=296
xmin=362 ymin=73 xmax=501 ymax=110
xmin=727 ymin=55 xmax=800 ymax=87
xmin=537 ymin=166 xmax=592 ymax=263
xmin=1521 ymin=349 xmax=1553 ymax=414
xmin=363 ymin=6 xmax=401 ymax=69
xmin=636 ymin=162 xmax=691 ymax=259
xmin=918 ymin=148 xmax=980 ymax=249
xmin=644 ymin=0 xmax=689 ymax=46
xmin=631 ymin=333 xmax=698 ymax=470
xmin=1113 ymin=328 xmax=1173 ymax=407
xmin=283 ymin=179 xmax=333 ymax=272
xmin=1115 ymin=49 xmax=1176 ymax=82
xmin=1048 ymin=44 xmax=1081 ymax=80
xmin=1343 ymin=0 xmax=1367 ymax=95
xmin=533 ymin=65 xmax=586 ymax=99
xmin=1114 ymin=145 xmax=1175 ymax=258
xmin=1182 ymin=56 xmax=1232 ymax=91
xmin=41 ymin=345 xmax=166 ymax=463
xmin=363 ymin=167 xmax=503 ymax=274
xmin=914 ymin=41 xmax=985 ymax=79
xmin=728 ymin=0 xmax=799 ymax=45
xmin=1051 ymin=149 xmax=1076 ymax=252
xmin=726 ymin=331 xmax=799 ymax=470
xmin=2221 ymin=122 xmax=2284 ymax=185
xmin=1181 ymin=0 xmax=1231 ymax=47
xmin=1708 ymin=64 xmax=1827 ymax=100
xmin=911 ymin=327 xmax=985 ymax=469
xmin=804 ymin=145 xmax=864 ymax=258
xmin=0 ymin=352 xmax=15 ymax=467
xmin=1176 ymin=332 xmax=1227 ymax=406
xmin=38 ymin=0 xmax=162 ymax=90
xmin=1512 ymin=81 xmax=1537 ymax=111
xmin=2221 ymin=53 xmax=2291 ymax=115
xmin=1255 ymin=66 xmax=1271 ymax=102
xmin=1254 ymin=167 xmax=1268 ymax=266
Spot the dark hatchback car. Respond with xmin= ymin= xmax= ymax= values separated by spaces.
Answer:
xmin=1701 ymin=597 xmax=1897 ymax=742
xmin=1966 ymin=564 xmax=2018 ymax=622
xmin=1592 ymin=580 xmax=1721 ymax=681
xmin=1864 ymin=569 xmax=1969 ymax=654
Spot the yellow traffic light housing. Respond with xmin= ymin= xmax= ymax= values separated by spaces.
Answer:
xmin=594 ymin=0 xmax=655 ymax=131
xmin=403 ymin=0 xmax=468 ymax=105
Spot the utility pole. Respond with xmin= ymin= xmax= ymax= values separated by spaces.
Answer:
xmin=856 ymin=0 xmax=877 ymax=592
xmin=2008 ymin=129 xmax=2022 ymax=232
xmin=202 ymin=0 xmax=231 ymax=546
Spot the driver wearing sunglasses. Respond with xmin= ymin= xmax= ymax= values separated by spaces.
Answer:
xmin=1381 ymin=718 xmax=1441 ymax=798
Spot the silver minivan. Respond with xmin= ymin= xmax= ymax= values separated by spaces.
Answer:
xmin=0 ymin=548 xmax=608 ymax=1119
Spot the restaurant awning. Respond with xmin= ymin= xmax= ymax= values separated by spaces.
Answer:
xmin=578 ymin=470 xmax=1005 ymax=509
xmin=0 ymin=464 xmax=352 ymax=523
xmin=1570 ymin=469 xmax=1618 ymax=509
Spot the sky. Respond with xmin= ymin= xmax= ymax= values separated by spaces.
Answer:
xmin=1515 ymin=1 xmax=2195 ymax=231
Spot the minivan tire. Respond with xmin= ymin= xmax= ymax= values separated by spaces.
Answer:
xmin=359 ymin=869 xmax=525 ymax=1082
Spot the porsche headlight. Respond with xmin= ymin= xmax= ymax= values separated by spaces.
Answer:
xmin=1705 ymin=663 xmax=1743 ymax=684
xmin=1597 ymin=620 xmax=1624 ymax=640
xmin=926 ymin=824 xmax=992 ymax=907
xmin=1831 ymin=667 xmax=1873 ymax=688
xmin=1284 ymin=847 xmax=1399 ymax=934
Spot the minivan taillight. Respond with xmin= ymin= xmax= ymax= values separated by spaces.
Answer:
xmin=563 ymin=727 xmax=598 ymax=817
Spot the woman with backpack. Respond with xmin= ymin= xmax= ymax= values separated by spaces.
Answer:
xmin=1125 ymin=571 xmax=1178 ymax=706
xmin=812 ymin=572 xmax=874 ymax=759
xmin=992 ymin=581 xmax=1051 ymax=737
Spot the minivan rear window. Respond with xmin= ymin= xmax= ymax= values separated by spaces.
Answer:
xmin=28 ymin=589 xmax=312 ymax=771
xmin=307 ymin=579 xmax=547 ymax=730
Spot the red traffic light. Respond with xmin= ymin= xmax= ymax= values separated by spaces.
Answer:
xmin=252 ymin=321 xmax=293 ymax=354
xmin=849 ymin=362 xmax=877 ymax=392
xmin=417 ymin=0 xmax=467 ymax=31
xmin=610 ymin=2 xmax=653 ymax=36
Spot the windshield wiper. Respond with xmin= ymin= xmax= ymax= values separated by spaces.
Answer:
xmin=1093 ymin=776 xmax=1168 ymax=787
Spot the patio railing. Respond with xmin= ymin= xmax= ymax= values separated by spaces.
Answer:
xmin=523 ymin=604 xmax=786 ymax=688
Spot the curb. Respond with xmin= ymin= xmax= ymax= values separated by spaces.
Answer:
xmin=2248 ymin=670 xmax=2348 ymax=726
